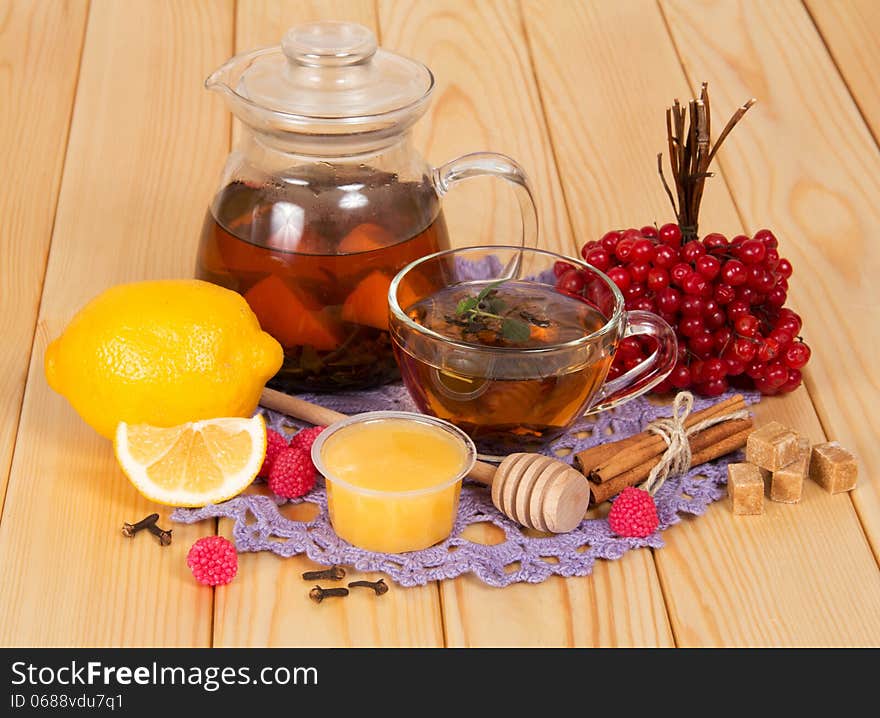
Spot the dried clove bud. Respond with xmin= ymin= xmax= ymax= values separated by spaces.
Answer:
xmin=122 ymin=513 xmax=159 ymax=537
xmin=309 ymin=586 xmax=349 ymax=604
xmin=302 ymin=565 xmax=346 ymax=581
xmin=147 ymin=523 xmax=172 ymax=546
xmin=348 ymin=578 xmax=389 ymax=596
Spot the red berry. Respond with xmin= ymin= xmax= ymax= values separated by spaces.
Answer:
xmin=732 ymin=337 xmax=757 ymax=362
xmin=765 ymin=361 xmax=789 ymax=390
xmin=690 ymin=332 xmax=715 ymax=357
xmin=658 ymin=223 xmax=682 ymax=247
xmin=702 ymin=377 xmax=728 ymax=396
xmin=714 ymin=283 xmax=735 ymax=305
xmin=703 ymin=358 xmax=726 ymax=381
xmin=679 ymin=316 xmax=705 ymax=338
xmin=187 ymin=536 xmax=238 ymax=586
xmin=584 ymin=248 xmax=611 ymax=271
xmin=615 ymin=238 xmax=635 ymax=262
xmin=680 ymin=295 xmax=703 ymax=316
xmin=554 ymin=260 xmax=574 ymax=277
xmin=738 ymin=239 xmax=767 ymax=264
xmin=779 ymin=368 xmax=803 ymax=393
xmin=669 ymin=364 xmax=692 ymax=388
xmin=556 ymin=269 xmax=586 ymax=294
xmin=695 ymin=254 xmax=721 ymax=280
xmin=640 ymin=225 xmax=659 ymax=239
xmin=682 ymin=272 xmax=708 ymax=296
xmin=754 ymin=228 xmax=778 ymax=248
xmin=705 ymin=310 xmax=726 ymax=330
xmin=607 ymin=266 xmax=630 ymax=291
xmin=616 ymin=337 xmax=643 ymax=362
xmin=670 ymin=263 xmax=691 ymax=286
xmin=259 ymin=428 xmax=289 ymax=478
xmin=757 ymin=337 xmax=781 ymax=362
xmin=680 ymin=242 xmax=705 ymax=263
xmin=726 ymin=300 xmax=750 ymax=322
xmin=766 ymin=286 xmax=787 ymax=308
xmin=646 ymin=267 xmax=670 ymax=292
xmin=600 ymin=230 xmax=623 ymax=252
xmin=721 ymin=259 xmax=748 ymax=286
xmin=290 ymin=425 xmax=326 ymax=455
xmin=783 ymin=342 xmax=811 ymax=369
xmin=268 ymin=446 xmax=316 ymax=499
xmin=631 ymin=239 xmax=654 ymax=262
xmin=776 ymin=258 xmax=793 ymax=279
xmin=769 ymin=329 xmax=793 ymax=348
xmin=702 ymin=232 xmax=728 ymax=251
xmin=713 ymin=326 xmax=733 ymax=350
xmin=625 ymin=282 xmax=646 ymax=300
xmin=629 ymin=261 xmax=651 ymax=282
xmin=656 ymin=287 xmax=682 ymax=313
xmin=652 ymin=244 xmax=678 ymax=268
xmin=735 ymin=314 xmax=759 ymax=337
xmin=608 ymin=487 xmax=659 ymax=538
xmin=744 ymin=358 xmax=766 ymax=379
xmin=724 ymin=357 xmax=746 ymax=376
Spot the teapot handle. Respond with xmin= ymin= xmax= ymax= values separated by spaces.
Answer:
xmin=433 ymin=152 xmax=538 ymax=247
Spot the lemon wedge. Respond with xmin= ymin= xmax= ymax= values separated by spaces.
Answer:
xmin=114 ymin=416 xmax=266 ymax=507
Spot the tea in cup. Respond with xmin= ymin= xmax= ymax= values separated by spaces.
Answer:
xmin=389 ymin=246 xmax=677 ymax=458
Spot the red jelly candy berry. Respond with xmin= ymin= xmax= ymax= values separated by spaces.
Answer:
xmin=186 ymin=536 xmax=238 ymax=586
xmin=268 ymin=446 xmax=317 ymax=499
xmin=608 ymin=487 xmax=659 ymax=538
xmin=259 ymin=428 xmax=289 ymax=478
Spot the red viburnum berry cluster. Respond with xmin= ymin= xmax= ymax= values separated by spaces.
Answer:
xmin=553 ymin=224 xmax=810 ymax=397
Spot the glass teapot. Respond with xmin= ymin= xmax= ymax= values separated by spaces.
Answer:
xmin=196 ymin=21 xmax=538 ymax=392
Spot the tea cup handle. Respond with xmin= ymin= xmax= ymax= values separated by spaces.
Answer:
xmin=586 ymin=310 xmax=678 ymax=415
xmin=433 ymin=152 xmax=538 ymax=247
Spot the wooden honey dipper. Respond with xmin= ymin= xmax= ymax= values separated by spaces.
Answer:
xmin=260 ymin=388 xmax=590 ymax=533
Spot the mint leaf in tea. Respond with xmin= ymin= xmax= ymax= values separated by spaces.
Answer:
xmin=408 ymin=279 xmax=603 ymax=348
xmin=399 ymin=279 xmax=618 ymax=454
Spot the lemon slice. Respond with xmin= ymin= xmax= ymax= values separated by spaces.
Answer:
xmin=114 ymin=416 xmax=266 ymax=507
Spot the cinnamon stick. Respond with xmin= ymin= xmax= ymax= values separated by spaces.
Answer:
xmin=589 ymin=424 xmax=752 ymax=505
xmin=574 ymin=394 xmax=746 ymax=481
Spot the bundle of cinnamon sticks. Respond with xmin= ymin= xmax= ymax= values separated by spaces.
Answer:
xmin=575 ymin=395 xmax=752 ymax=504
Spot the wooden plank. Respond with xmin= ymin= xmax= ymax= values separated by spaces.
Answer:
xmin=0 ymin=0 xmax=88 ymax=508
xmin=213 ymin=0 xmax=445 ymax=647
xmin=523 ymin=0 xmax=880 ymax=646
xmin=0 ymin=0 xmax=234 ymax=646
xmin=380 ymin=0 xmax=673 ymax=647
xmin=805 ymin=0 xmax=880 ymax=142
xmin=381 ymin=0 xmax=573 ymax=252
xmin=661 ymin=0 xmax=880 ymax=569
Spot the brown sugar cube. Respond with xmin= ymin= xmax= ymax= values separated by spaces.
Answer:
xmin=728 ymin=463 xmax=764 ymax=515
xmin=771 ymin=438 xmax=809 ymax=504
xmin=746 ymin=421 xmax=801 ymax=471
xmin=810 ymin=442 xmax=858 ymax=494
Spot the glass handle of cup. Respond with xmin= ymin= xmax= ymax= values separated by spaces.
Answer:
xmin=586 ymin=310 xmax=678 ymax=415
xmin=433 ymin=152 xmax=539 ymax=251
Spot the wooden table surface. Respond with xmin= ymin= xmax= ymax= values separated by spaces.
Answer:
xmin=2 ymin=0 xmax=879 ymax=648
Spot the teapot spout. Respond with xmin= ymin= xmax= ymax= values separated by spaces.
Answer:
xmin=205 ymin=57 xmax=236 ymax=94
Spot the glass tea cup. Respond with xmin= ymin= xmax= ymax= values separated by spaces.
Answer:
xmin=388 ymin=246 xmax=677 ymax=458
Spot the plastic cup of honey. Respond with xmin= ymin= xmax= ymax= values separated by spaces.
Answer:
xmin=311 ymin=411 xmax=477 ymax=553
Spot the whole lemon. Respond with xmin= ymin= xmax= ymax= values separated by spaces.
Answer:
xmin=45 ymin=280 xmax=283 ymax=438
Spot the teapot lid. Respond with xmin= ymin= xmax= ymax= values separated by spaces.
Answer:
xmin=210 ymin=22 xmax=433 ymax=133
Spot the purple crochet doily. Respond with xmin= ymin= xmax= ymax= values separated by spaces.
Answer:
xmin=173 ymin=386 xmax=758 ymax=588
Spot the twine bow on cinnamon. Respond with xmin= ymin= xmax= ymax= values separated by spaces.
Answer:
xmin=574 ymin=393 xmax=754 ymax=505
xmin=641 ymin=392 xmax=750 ymax=494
